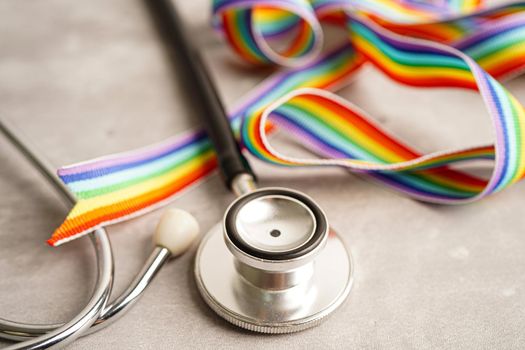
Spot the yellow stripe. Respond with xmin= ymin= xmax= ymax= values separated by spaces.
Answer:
xmin=68 ymin=151 xmax=215 ymax=218
xmin=510 ymin=95 xmax=525 ymax=181
xmin=354 ymin=36 xmax=475 ymax=81
xmin=286 ymin=97 xmax=484 ymax=192
xmin=369 ymin=0 xmax=438 ymax=21
xmin=477 ymin=43 xmax=525 ymax=71
xmin=289 ymin=97 xmax=409 ymax=163
xmin=254 ymin=7 xmax=296 ymax=22
xmin=293 ymin=57 xmax=357 ymax=89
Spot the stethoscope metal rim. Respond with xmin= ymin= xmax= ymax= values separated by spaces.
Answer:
xmin=224 ymin=188 xmax=328 ymax=261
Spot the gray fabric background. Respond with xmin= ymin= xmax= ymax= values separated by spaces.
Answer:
xmin=1 ymin=0 xmax=524 ymax=349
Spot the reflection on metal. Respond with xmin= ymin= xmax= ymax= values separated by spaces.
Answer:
xmin=195 ymin=187 xmax=353 ymax=334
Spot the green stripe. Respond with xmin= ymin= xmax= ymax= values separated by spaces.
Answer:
xmin=352 ymin=23 xmax=470 ymax=70
xmin=243 ymin=48 xmax=353 ymax=116
xmin=259 ymin=16 xmax=298 ymax=36
xmin=77 ymin=142 xmax=213 ymax=199
xmin=464 ymin=27 xmax=525 ymax=61
xmin=278 ymin=103 xmax=477 ymax=196
xmin=234 ymin=10 xmax=267 ymax=61
xmin=279 ymin=103 xmax=389 ymax=163
xmin=509 ymin=97 xmax=523 ymax=183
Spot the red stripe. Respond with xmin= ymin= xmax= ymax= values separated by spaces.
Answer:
xmin=48 ymin=158 xmax=217 ymax=246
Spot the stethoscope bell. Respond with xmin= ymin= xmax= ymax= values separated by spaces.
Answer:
xmin=195 ymin=187 xmax=354 ymax=333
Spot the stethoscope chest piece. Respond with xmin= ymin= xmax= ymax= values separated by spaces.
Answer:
xmin=195 ymin=187 xmax=354 ymax=333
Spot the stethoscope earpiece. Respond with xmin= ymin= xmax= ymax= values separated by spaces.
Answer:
xmin=154 ymin=208 xmax=200 ymax=257
xmin=195 ymin=187 xmax=353 ymax=334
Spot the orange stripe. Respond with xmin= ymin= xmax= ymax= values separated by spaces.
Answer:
xmin=305 ymin=94 xmax=420 ymax=159
xmin=223 ymin=13 xmax=262 ymax=64
xmin=282 ymin=20 xmax=311 ymax=57
xmin=296 ymin=94 xmax=487 ymax=189
xmin=356 ymin=41 xmax=478 ymax=90
xmin=48 ymin=158 xmax=217 ymax=245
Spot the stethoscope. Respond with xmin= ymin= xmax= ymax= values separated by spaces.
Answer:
xmin=0 ymin=0 xmax=353 ymax=347
xmin=0 ymin=117 xmax=200 ymax=349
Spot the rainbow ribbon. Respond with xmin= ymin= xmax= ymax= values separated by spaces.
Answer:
xmin=49 ymin=0 xmax=525 ymax=246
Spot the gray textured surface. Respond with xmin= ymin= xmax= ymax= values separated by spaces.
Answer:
xmin=1 ymin=0 xmax=524 ymax=349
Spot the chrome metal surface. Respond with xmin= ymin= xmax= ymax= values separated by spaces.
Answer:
xmin=0 ymin=117 xmax=116 ymax=348
xmin=0 ymin=117 xmax=76 ymax=204
xmin=85 ymin=246 xmax=171 ymax=335
xmin=233 ymin=195 xmax=316 ymax=254
xmin=0 ymin=245 xmax=172 ymax=345
xmin=195 ymin=224 xmax=353 ymax=333
xmin=0 ymin=229 xmax=113 ymax=345
xmin=3 ymin=230 xmax=114 ymax=350
xmin=224 ymin=188 xmax=329 ymax=272
xmin=0 ymin=118 xmax=174 ymax=348
xmin=234 ymin=260 xmax=314 ymax=291
xmin=231 ymin=173 xmax=257 ymax=197
xmin=0 ymin=230 xmax=113 ymax=344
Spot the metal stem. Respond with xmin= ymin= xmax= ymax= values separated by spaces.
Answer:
xmin=231 ymin=174 xmax=257 ymax=197
xmin=0 ymin=118 xmax=174 ymax=346
xmin=0 ymin=246 xmax=172 ymax=343
xmin=0 ymin=117 xmax=76 ymax=205
xmin=0 ymin=118 xmax=114 ymax=348
xmin=86 ymin=247 xmax=171 ymax=334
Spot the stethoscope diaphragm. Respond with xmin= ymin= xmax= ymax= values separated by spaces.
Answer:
xmin=194 ymin=187 xmax=354 ymax=333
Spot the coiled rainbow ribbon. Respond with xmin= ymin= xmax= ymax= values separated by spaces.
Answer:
xmin=49 ymin=0 xmax=525 ymax=246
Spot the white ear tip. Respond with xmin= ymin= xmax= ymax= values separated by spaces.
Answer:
xmin=154 ymin=209 xmax=200 ymax=256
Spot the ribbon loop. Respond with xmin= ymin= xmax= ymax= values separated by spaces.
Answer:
xmin=48 ymin=0 xmax=525 ymax=246
xmin=213 ymin=0 xmax=323 ymax=66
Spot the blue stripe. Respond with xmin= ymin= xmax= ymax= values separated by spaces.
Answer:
xmin=485 ymin=75 xmax=510 ymax=192
xmin=60 ymin=131 xmax=208 ymax=183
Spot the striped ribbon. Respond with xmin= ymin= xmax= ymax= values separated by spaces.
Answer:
xmin=49 ymin=0 xmax=525 ymax=246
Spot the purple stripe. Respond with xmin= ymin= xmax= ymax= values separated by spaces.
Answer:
xmin=58 ymin=130 xmax=206 ymax=177
xmin=272 ymin=115 xmax=472 ymax=201
xmin=229 ymin=45 xmax=353 ymax=118
xmin=214 ymin=0 xmax=309 ymax=14
xmin=470 ymin=65 xmax=506 ymax=195
xmin=454 ymin=15 xmax=525 ymax=50
xmin=271 ymin=114 xmax=350 ymax=159
xmin=351 ymin=16 xmax=457 ymax=57
xmin=367 ymin=172 xmax=469 ymax=202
